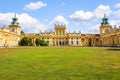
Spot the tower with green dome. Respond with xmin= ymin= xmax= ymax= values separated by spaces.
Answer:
xmin=11 ymin=14 xmax=19 ymax=26
xmin=9 ymin=14 xmax=21 ymax=35
xmin=101 ymin=14 xmax=110 ymax=26
xmin=99 ymin=14 xmax=112 ymax=34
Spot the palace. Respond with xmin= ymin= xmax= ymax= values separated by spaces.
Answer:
xmin=0 ymin=14 xmax=120 ymax=47
xmin=0 ymin=14 xmax=21 ymax=47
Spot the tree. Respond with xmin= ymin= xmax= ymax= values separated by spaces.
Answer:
xmin=39 ymin=40 xmax=48 ymax=46
xmin=21 ymin=30 xmax=24 ymax=34
xmin=29 ymin=39 xmax=33 ymax=46
xmin=35 ymin=38 xmax=40 ymax=46
xmin=35 ymin=38 xmax=48 ymax=46
xmin=19 ymin=37 xmax=33 ymax=46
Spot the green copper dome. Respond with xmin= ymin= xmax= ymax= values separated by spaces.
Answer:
xmin=101 ymin=14 xmax=110 ymax=26
xmin=11 ymin=14 xmax=19 ymax=26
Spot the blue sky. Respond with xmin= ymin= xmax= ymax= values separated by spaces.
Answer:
xmin=0 ymin=0 xmax=120 ymax=33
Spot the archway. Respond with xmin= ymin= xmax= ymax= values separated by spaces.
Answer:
xmin=95 ymin=39 xmax=99 ymax=46
xmin=89 ymin=39 xmax=92 ymax=46
xmin=59 ymin=41 xmax=61 ymax=46
xmin=81 ymin=38 xmax=85 ymax=46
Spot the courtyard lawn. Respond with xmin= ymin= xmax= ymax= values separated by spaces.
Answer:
xmin=0 ymin=47 xmax=120 ymax=80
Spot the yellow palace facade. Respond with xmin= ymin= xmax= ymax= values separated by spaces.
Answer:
xmin=0 ymin=14 xmax=120 ymax=47
xmin=0 ymin=15 xmax=21 ymax=47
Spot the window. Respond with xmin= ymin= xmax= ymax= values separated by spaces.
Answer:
xmin=76 ymin=41 xmax=79 ymax=45
xmin=60 ymin=30 xmax=61 ymax=35
xmin=71 ymin=41 xmax=73 ymax=45
xmin=66 ymin=41 xmax=68 ymax=45
xmin=71 ymin=38 xmax=73 ymax=41
xmin=56 ymin=41 xmax=58 ymax=46
xmin=11 ymin=29 xmax=15 ymax=32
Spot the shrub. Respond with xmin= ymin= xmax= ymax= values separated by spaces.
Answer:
xmin=35 ymin=38 xmax=48 ymax=46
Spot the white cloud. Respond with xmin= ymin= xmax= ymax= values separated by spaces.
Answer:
xmin=87 ymin=24 xmax=100 ymax=34
xmin=0 ymin=13 xmax=13 ymax=26
xmin=114 ymin=10 xmax=120 ymax=17
xmin=0 ymin=13 xmax=49 ymax=33
xmin=68 ymin=4 xmax=114 ymax=33
xmin=109 ymin=20 xmax=120 ymax=27
xmin=0 ymin=13 xmax=69 ymax=33
xmin=109 ymin=20 xmax=118 ymax=26
xmin=75 ymin=22 xmax=79 ymax=26
xmin=24 ymin=1 xmax=47 ymax=10
xmin=114 ymin=3 xmax=120 ymax=8
xmin=69 ymin=5 xmax=112 ymax=21
xmin=49 ymin=15 xmax=69 ymax=26
xmin=94 ymin=5 xmax=112 ymax=18
xmin=69 ymin=10 xmax=94 ymax=21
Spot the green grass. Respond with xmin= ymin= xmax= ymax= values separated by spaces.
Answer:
xmin=0 ymin=47 xmax=120 ymax=80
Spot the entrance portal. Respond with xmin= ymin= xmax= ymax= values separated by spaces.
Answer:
xmin=59 ymin=41 xmax=61 ymax=46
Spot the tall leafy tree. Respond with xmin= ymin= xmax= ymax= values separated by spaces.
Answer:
xmin=19 ymin=37 xmax=33 ymax=46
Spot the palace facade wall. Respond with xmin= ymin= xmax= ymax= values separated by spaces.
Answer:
xmin=0 ymin=28 xmax=20 ymax=47
xmin=0 ymin=14 xmax=120 ymax=47
xmin=0 ymin=15 xmax=21 ymax=47
xmin=21 ymin=25 xmax=101 ymax=46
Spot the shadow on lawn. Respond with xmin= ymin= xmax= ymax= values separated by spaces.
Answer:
xmin=107 ymin=47 xmax=120 ymax=51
